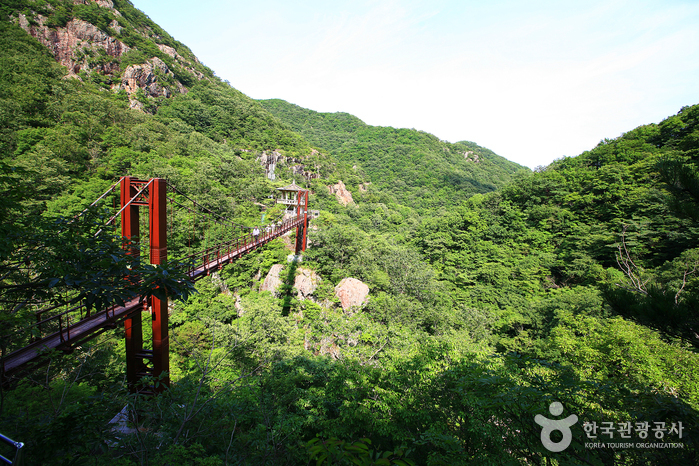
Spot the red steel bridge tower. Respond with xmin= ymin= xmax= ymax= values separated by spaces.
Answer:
xmin=120 ymin=177 xmax=169 ymax=393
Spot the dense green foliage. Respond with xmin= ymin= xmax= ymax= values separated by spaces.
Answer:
xmin=260 ymin=99 xmax=525 ymax=212
xmin=1 ymin=1 xmax=698 ymax=465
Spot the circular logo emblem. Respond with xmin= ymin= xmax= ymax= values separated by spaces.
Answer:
xmin=534 ymin=402 xmax=578 ymax=452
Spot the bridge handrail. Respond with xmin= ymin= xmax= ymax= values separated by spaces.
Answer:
xmin=0 ymin=432 xmax=25 ymax=466
xmin=3 ymin=215 xmax=302 ymax=346
xmin=1 ymin=301 xmax=80 ymax=343
xmin=0 ymin=300 xmax=128 ymax=352
xmin=185 ymin=214 xmax=303 ymax=277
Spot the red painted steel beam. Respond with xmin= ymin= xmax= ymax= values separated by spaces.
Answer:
xmin=121 ymin=177 xmax=145 ymax=393
xmin=149 ymin=178 xmax=169 ymax=392
xmin=295 ymin=190 xmax=308 ymax=254
xmin=301 ymin=190 xmax=308 ymax=252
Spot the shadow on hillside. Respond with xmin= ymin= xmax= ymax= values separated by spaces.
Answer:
xmin=280 ymin=257 xmax=300 ymax=316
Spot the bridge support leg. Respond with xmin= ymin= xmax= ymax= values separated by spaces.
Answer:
xmin=121 ymin=177 xmax=145 ymax=393
xmin=294 ymin=190 xmax=308 ymax=255
xmin=124 ymin=311 xmax=144 ymax=392
xmin=121 ymin=177 xmax=169 ymax=394
xmin=149 ymin=178 xmax=169 ymax=392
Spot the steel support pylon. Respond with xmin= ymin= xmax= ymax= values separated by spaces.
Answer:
xmin=121 ymin=177 xmax=144 ymax=393
xmin=120 ymin=177 xmax=169 ymax=394
xmin=149 ymin=178 xmax=169 ymax=392
xmin=295 ymin=190 xmax=308 ymax=255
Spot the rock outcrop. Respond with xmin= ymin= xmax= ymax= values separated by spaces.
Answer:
xmin=328 ymin=180 xmax=354 ymax=206
xmin=18 ymin=15 xmax=129 ymax=76
xmin=157 ymin=43 xmax=181 ymax=60
xmin=258 ymin=151 xmax=283 ymax=181
xmin=334 ymin=278 xmax=369 ymax=310
xmin=261 ymin=264 xmax=285 ymax=295
xmin=463 ymin=151 xmax=481 ymax=163
xmin=155 ymin=43 xmax=205 ymax=80
xmin=261 ymin=265 xmax=320 ymax=301
xmin=257 ymin=149 xmax=323 ymax=181
xmin=15 ymin=1 xmax=202 ymax=111
xmin=210 ymin=272 xmax=231 ymax=296
xmin=294 ymin=268 xmax=320 ymax=300
xmin=119 ymin=57 xmax=186 ymax=109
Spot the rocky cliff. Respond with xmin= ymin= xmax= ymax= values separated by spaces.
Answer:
xmin=257 ymin=149 xmax=324 ymax=181
xmin=13 ymin=0 xmax=206 ymax=110
xmin=17 ymin=13 xmax=128 ymax=76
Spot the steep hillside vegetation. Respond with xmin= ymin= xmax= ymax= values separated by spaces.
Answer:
xmin=300 ymin=105 xmax=699 ymax=464
xmin=260 ymin=98 xmax=525 ymax=211
xmin=0 ymin=1 xmax=335 ymax=220
xmin=415 ymin=106 xmax=699 ymax=349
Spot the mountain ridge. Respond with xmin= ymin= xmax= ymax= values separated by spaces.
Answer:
xmin=259 ymin=98 xmax=526 ymax=211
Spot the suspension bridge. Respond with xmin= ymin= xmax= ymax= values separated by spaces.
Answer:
xmin=0 ymin=176 xmax=310 ymax=394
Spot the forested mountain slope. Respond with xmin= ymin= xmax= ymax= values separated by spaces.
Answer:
xmin=298 ymin=105 xmax=699 ymax=464
xmin=415 ymin=105 xmax=699 ymax=349
xmin=0 ymin=0 xmax=335 ymax=223
xmin=1 ymin=0 xmax=699 ymax=465
xmin=260 ymin=98 xmax=525 ymax=211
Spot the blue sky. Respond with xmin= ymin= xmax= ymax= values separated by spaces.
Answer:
xmin=133 ymin=0 xmax=699 ymax=168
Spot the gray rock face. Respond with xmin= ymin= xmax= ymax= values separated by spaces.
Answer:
xmin=257 ymin=149 xmax=322 ymax=181
xmin=261 ymin=264 xmax=285 ymax=295
xmin=295 ymin=268 xmax=320 ymax=300
xmin=261 ymin=265 xmax=320 ymax=301
xmin=258 ymin=150 xmax=283 ymax=180
xmin=334 ymin=277 xmax=369 ymax=310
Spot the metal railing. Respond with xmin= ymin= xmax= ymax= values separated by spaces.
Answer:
xmin=0 ymin=432 xmax=24 ymax=466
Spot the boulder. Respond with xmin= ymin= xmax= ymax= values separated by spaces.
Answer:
xmin=295 ymin=268 xmax=320 ymax=300
xmin=261 ymin=264 xmax=284 ymax=295
xmin=334 ymin=278 xmax=369 ymax=310
xmin=261 ymin=265 xmax=320 ymax=301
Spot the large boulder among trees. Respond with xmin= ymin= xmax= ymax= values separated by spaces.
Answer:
xmin=261 ymin=265 xmax=320 ymax=301
xmin=261 ymin=264 xmax=284 ymax=295
xmin=295 ymin=268 xmax=320 ymax=300
xmin=334 ymin=277 xmax=369 ymax=310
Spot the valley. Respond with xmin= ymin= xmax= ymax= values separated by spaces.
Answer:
xmin=0 ymin=1 xmax=698 ymax=465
